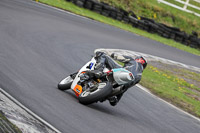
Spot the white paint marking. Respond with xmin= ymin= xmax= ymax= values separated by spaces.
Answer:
xmin=33 ymin=0 xmax=140 ymax=37
xmin=95 ymin=48 xmax=200 ymax=72
xmin=0 ymin=88 xmax=61 ymax=133
xmin=33 ymin=2 xmax=90 ymax=21
xmin=97 ymin=49 xmax=200 ymax=122
xmin=35 ymin=1 xmax=90 ymax=20
xmin=27 ymin=1 xmax=200 ymax=124
xmin=136 ymin=84 xmax=200 ymax=122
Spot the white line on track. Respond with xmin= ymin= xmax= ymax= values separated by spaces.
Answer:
xmin=11 ymin=0 xmax=200 ymax=128
xmin=0 ymin=88 xmax=61 ymax=133
xmin=136 ymin=84 xmax=200 ymax=123
xmin=97 ymin=48 xmax=200 ymax=122
xmin=33 ymin=0 xmax=140 ymax=36
xmin=96 ymin=48 xmax=200 ymax=72
xmin=35 ymin=1 xmax=90 ymax=20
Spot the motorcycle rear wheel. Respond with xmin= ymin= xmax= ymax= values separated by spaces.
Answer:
xmin=78 ymin=81 xmax=112 ymax=105
xmin=58 ymin=76 xmax=73 ymax=90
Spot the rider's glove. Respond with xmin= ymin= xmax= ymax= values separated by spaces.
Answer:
xmin=94 ymin=70 xmax=104 ymax=78
xmin=111 ymin=53 xmax=130 ymax=63
xmin=95 ymin=51 xmax=105 ymax=59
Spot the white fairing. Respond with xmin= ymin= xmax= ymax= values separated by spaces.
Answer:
xmin=71 ymin=57 xmax=97 ymax=89
xmin=59 ymin=76 xmax=73 ymax=85
xmin=112 ymin=68 xmax=134 ymax=85
xmin=103 ymin=68 xmax=110 ymax=73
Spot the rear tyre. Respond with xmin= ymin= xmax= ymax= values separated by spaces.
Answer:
xmin=58 ymin=76 xmax=73 ymax=91
xmin=78 ymin=81 xmax=112 ymax=105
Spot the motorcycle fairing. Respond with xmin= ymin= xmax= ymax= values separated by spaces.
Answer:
xmin=73 ymin=84 xmax=83 ymax=97
xmin=112 ymin=68 xmax=134 ymax=85
xmin=71 ymin=57 xmax=97 ymax=96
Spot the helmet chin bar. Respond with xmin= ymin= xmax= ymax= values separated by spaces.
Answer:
xmin=135 ymin=58 xmax=145 ymax=65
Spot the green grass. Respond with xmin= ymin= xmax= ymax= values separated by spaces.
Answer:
xmin=189 ymin=0 xmax=200 ymax=14
xmin=164 ymin=0 xmax=200 ymax=14
xmin=190 ymin=0 xmax=200 ymax=7
xmin=37 ymin=0 xmax=200 ymax=56
xmin=36 ymin=0 xmax=200 ymax=116
xmin=0 ymin=111 xmax=22 ymax=133
xmin=101 ymin=0 xmax=200 ymax=36
xmin=164 ymin=0 xmax=184 ymax=7
xmin=116 ymin=59 xmax=200 ymax=117
xmin=140 ymin=65 xmax=200 ymax=117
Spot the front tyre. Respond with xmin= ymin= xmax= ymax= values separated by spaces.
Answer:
xmin=78 ymin=81 xmax=112 ymax=105
xmin=58 ymin=76 xmax=73 ymax=90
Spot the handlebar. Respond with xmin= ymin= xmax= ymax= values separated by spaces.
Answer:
xmin=105 ymin=70 xmax=113 ymax=76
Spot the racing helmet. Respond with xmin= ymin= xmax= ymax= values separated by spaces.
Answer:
xmin=135 ymin=56 xmax=147 ymax=69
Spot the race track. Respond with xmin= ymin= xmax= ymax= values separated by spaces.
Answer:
xmin=0 ymin=0 xmax=200 ymax=133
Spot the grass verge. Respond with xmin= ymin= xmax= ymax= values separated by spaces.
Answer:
xmin=0 ymin=111 xmax=22 ymax=133
xmin=35 ymin=0 xmax=200 ymax=117
xmin=37 ymin=0 xmax=200 ymax=56
xmin=140 ymin=62 xmax=200 ymax=117
xmin=101 ymin=0 xmax=200 ymax=36
xmin=116 ymin=60 xmax=200 ymax=118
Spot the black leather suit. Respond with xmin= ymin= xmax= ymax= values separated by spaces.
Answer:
xmin=94 ymin=52 xmax=144 ymax=105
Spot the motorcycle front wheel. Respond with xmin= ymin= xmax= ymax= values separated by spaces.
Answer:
xmin=58 ymin=76 xmax=73 ymax=90
xmin=78 ymin=81 xmax=112 ymax=105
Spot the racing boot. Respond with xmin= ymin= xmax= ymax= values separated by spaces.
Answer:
xmin=108 ymin=96 xmax=118 ymax=106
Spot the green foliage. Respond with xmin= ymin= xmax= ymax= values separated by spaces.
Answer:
xmin=140 ymin=65 xmax=200 ymax=117
xmin=100 ymin=0 xmax=200 ymax=36
xmin=38 ymin=0 xmax=200 ymax=56
xmin=0 ymin=111 xmax=22 ymax=133
xmin=115 ymin=59 xmax=200 ymax=117
xmin=40 ymin=0 xmax=200 ymax=55
xmin=38 ymin=0 xmax=200 ymax=116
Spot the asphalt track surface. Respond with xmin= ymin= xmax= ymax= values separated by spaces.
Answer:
xmin=0 ymin=0 xmax=200 ymax=133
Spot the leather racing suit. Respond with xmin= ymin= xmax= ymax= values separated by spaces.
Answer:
xmin=94 ymin=52 xmax=144 ymax=106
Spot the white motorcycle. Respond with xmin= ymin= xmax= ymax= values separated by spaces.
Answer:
xmin=58 ymin=56 xmax=134 ymax=105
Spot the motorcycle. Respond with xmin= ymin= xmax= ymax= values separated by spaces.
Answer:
xmin=58 ymin=55 xmax=134 ymax=105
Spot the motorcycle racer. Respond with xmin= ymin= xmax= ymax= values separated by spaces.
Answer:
xmin=94 ymin=51 xmax=147 ymax=106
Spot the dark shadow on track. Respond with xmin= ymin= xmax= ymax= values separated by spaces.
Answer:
xmin=87 ymin=104 xmax=138 ymax=122
xmin=59 ymin=88 xmax=138 ymax=122
xmin=61 ymin=89 xmax=77 ymax=99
